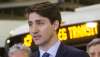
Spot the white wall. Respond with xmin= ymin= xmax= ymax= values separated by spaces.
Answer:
xmin=61 ymin=4 xmax=100 ymax=25
xmin=0 ymin=20 xmax=27 ymax=47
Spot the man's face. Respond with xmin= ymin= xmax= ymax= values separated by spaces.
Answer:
xmin=9 ymin=51 xmax=28 ymax=57
xmin=28 ymin=12 xmax=58 ymax=46
xmin=88 ymin=44 xmax=100 ymax=57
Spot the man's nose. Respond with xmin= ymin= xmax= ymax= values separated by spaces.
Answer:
xmin=33 ymin=31 xmax=38 ymax=34
xmin=31 ymin=25 xmax=39 ymax=34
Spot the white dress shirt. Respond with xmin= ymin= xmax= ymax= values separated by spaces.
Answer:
xmin=39 ymin=41 xmax=61 ymax=57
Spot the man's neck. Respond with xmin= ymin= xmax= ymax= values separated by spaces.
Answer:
xmin=39 ymin=35 xmax=58 ymax=51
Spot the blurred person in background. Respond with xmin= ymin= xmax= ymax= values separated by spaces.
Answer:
xmin=8 ymin=43 xmax=33 ymax=57
xmin=25 ymin=1 xmax=89 ymax=57
xmin=87 ymin=38 xmax=100 ymax=57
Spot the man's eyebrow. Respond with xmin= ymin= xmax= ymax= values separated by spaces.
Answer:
xmin=28 ymin=19 xmax=45 ymax=24
xmin=35 ymin=19 xmax=45 ymax=22
xmin=36 ymin=20 xmax=41 ymax=22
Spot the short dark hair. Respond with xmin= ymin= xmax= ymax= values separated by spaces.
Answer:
xmin=25 ymin=2 xmax=61 ymax=26
xmin=87 ymin=38 xmax=100 ymax=51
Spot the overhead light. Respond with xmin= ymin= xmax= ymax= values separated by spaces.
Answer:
xmin=6 ymin=39 xmax=10 ymax=44
xmin=86 ymin=22 xmax=97 ymax=28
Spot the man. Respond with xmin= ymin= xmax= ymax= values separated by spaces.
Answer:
xmin=25 ymin=2 xmax=89 ymax=57
xmin=8 ymin=43 xmax=32 ymax=57
xmin=87 ymin=38 xmax=100 ymax=57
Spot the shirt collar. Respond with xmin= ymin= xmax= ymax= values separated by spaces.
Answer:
xmin=47 ymin=41 xmax=60 ymax=57
xmin=39 ymin=49 xmax=45 ymax=57
xmin=39 ymin=41 xmax=61 ymax=57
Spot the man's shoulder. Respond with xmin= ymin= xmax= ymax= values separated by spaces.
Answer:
xmin=63 ymin=45 xmax=83 ymax=52
xmin=58 ymin=43 xmax=89 ymax=57
xmin=60 ymin=43 xmax=83 ymax=52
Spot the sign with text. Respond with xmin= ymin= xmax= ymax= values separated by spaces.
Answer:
xmin=58 ymin=22 xmax=98 ymax=40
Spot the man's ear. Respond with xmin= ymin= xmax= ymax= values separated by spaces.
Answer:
xmin=53 ymin=20 xmax=59 ymax=30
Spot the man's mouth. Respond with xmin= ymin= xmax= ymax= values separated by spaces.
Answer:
xmin=33 ymin=35 xmax=41 ymax=40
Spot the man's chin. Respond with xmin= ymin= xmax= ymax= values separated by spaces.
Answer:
xmin=34 ymin=42 xmax=41 ymax=46
xmin=34 ymin=42 xmax=46 ymax=46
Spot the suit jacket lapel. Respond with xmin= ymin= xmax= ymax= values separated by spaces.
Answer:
xmin=55 ymin=43 xmax=68 ymax=57
xmin=34 ymin=49 xmax=40 ymax=57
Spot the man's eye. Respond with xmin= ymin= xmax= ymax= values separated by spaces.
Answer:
xmin=28 ymin=23 xmax=32 ymax=26
xmin=28 ymin=21 xmax=33 ymax=26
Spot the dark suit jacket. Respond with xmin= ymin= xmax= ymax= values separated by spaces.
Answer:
xmin=33 ymin=43 xmax=89 ymax=57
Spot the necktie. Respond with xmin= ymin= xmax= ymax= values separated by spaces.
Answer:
xmin=42 ymin=52 xmax=50 ymax=57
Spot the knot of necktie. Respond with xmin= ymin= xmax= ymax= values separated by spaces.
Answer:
xmin=42 ymin=52 xmax=50 ymax=57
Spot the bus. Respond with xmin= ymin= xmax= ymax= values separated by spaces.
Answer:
xmin=5 ymin=4 xmax=100 ymax=52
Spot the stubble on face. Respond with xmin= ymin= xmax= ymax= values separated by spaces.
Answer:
xmin=28 ymin=12 xmax=57 ymax=49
